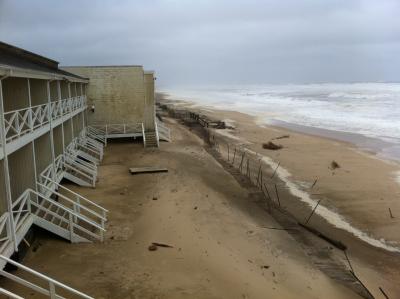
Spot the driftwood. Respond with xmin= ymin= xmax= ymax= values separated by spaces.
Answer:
xmin=129 ymin=167 xmax=168 ymax=175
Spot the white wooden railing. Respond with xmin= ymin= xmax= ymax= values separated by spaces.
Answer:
xmin=1 ymin=96 xmax=86 ymax=146
xmin=156 ymin=119 xmax=171 ymax=142
xmin=38 ymin=177 xmax=107 ymax=231
xmin=0 ymin=213 xmax=12 ymax=256
xmin=91 ymin=123 xmax=143 ymax=136
xmin=141 ymin=123 xmax=146 ymax=147
xmin=0 ymin=254 xmax=94 ymax=299
xmin=86 ymin=126 xmax=106 ymax=145
xmin=12 ymin=190 xmax=32 ymax=234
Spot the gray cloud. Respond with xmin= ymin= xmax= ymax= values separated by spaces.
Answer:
xmin=0 ymin=0 xmax=399 ymax=86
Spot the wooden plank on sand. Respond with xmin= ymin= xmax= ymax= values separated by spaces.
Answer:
xmin=129 ymin=167 xmax=168 ymax=175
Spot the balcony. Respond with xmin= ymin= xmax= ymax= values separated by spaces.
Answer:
xmin=0 ymin=96 xmax=87 ymax=159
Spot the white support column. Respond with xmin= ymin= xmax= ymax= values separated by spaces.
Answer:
xmin=80 ymin=83 xmax=85 ymax=130
xmin=46 ymin=81 xmax=56 ymax=181
xmin=68 ymin=83 xmax=74 ymax=138
xmin=27 ymin=79 xmax=38 ymax=191
xmin=57 ymin=81 xmax=65 ymax=153
xmin=0 ymin=78 xmax=18 ymax=251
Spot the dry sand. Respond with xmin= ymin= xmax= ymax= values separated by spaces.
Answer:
xmin=1 ymin=119 xmax=360 ymax=298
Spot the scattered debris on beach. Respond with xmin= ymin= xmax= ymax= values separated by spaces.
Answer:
xmin=272 ymin=135 xmax=290 ymax=140
xmin=330 ymin=160 xmax=340 ymax=169
xmin=389 ymin=208 xmax=395 ymax=219
xmin=148 ymin=242 xmax=174 ymax=251
xmin=262 ymin=141 xmax=283 ymax=150
xmin=129 ymin=166 xmax=168 ymax=175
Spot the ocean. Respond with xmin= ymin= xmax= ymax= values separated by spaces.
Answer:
xmin=166 ymin=83 xmax=400 ymax=161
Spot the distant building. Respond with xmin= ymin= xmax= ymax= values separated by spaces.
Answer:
xmin=62 ymin=66 xmax=159 ymax=147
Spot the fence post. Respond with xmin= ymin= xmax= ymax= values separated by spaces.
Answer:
xmin=239 ymin=151 xmax=245 ymax=172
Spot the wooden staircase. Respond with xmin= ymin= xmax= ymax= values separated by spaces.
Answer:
xmin=144 ymin=130 xmax=158 ymax=147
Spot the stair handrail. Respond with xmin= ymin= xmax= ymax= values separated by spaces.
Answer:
xmin=0 ymin=212 xmax=11 ymax=254
xmin=81 ymin=141 xmax=102 ymax=155
xmin=64 ymin=154 xmax=97 ymax=174
xmin=87 ymin=125 xmax=106 ymax=135
xmin=86 ymin=131 xmax=106 ymax=146
xmin=141 ymin=123 xmax=146 ymax=147
xmin=29 ymin=189 xmax=105 ymax=233
xmin=63 ymin=161 xmax=94 ymax=182
xmin=77 ymin=139 xmax=101 ymax=156
xmin=154 ymin=120 xmax=160 ymax=147
xmin=81 ymin=137 xmax=103 ymax=152
xmin=38 ymin=178 xmax=108 ymax=219
xmin=0 ymin=254 xmax=94 ymax=299
xmin=36 ymin=183 xmax=106 ymax=228
xmin=0 ymin=287 xmax=24 ymax=299
xmin=156 ymin=119 xmax=171 ymax=141
xmin=64 ymin=152 xmax=97 ymax=171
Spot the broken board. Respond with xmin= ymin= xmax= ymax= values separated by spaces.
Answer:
xmin=129 ymin=167 xmax=168 ymax=175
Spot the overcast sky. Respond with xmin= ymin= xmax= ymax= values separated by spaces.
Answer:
xmin=0 ymin=0 xmax=399 ymax=87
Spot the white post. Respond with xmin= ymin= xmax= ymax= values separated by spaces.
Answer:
xmin=57 ymin=81 xmax=65 ymax=154
xmin=68 ymin=83 xmax=74 ymax=138
xmin=47 ymin=81 xmax=56 ymax=182
xmin=49 ymin=281 xmax=56 ymax=299
xmin=0 ymin=78 xmax=18 ymax=251
xmin=27 ymin=79 xmax=38 ymax=193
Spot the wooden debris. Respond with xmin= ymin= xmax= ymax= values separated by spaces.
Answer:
xmin=129 ymin=167 xmax=168 ymax=175
xmin=330 ymin=160 xmax=340 ymax=169
xmin=152 ymin=242 xmax=174 ymax=248
xmin=389 ymin=208 xmax=394 ymax=219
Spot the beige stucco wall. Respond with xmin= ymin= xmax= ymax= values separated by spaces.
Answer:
xmin=144 ymin=72 xmax=155 ymax=131
xmin=62 ymin=66 xmax=155 ymax=130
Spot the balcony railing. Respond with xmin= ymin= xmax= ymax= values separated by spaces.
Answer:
xmin=90 ymin=123 xmax=143 ymax=137
xmin=1 ymin=96 xmax=86 ymax=146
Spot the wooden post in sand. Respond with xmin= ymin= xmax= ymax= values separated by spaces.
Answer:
xmin=274 ymin=184 xmax=281 ymax=207
xmin=227 ymin=143 xmax=230 ymax=162
xmin=246 ymin=158 xmax=250 ymax=178
xmin=304 ymin=199 xmax=323 ymax=225
xmin=263 ymin=183 xmax=272 ymax=201
xmin=256 ymin=163 xmax=262 ymax=187
xmin=239 ymin=151 xmax=245 ymax=172
xmin=271 ymin=161 xmax=280 ymax=179
xmin=261 ymin=182 xmax=271 ymax=212
xmin=232 ymin=147 xmax=237 ymax=165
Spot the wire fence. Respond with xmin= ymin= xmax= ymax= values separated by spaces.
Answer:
xmin=207 ymin=130 xmax=286 ymax=213
xmin=162 ymin=106 xmax=376 ymax=299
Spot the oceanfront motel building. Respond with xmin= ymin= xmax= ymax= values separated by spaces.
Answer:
xmin=0 ymin=41 xmax=167 ymax=298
